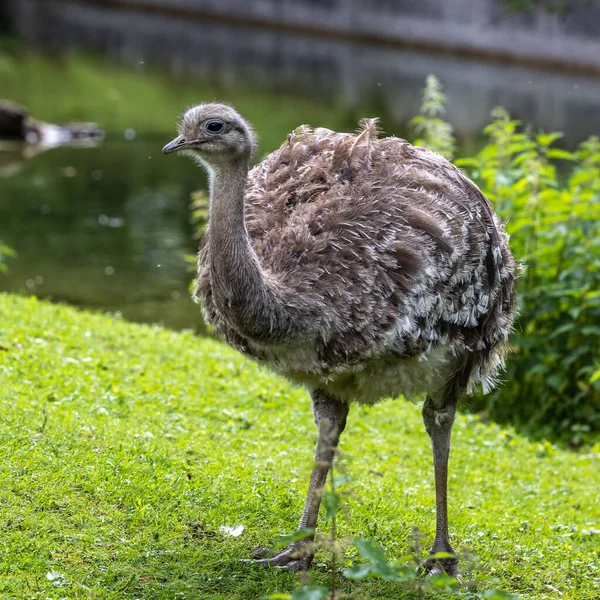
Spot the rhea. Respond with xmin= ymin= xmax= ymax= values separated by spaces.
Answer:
xmin=163 ymin=104 xmax=517 ymax=576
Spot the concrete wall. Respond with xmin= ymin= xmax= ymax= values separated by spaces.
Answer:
xmin=56 ymin=0 xmax=600 ymax=72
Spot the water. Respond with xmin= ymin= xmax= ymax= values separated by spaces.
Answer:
xmin=0 ymin=136 xmax=209 ymax=331
xmin=1 ymin=1 xmax=599 ymax=331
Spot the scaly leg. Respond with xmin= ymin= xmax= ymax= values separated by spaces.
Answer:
xmin=251 ymin=390 xmax=349 ymax=570
xmin=421 ymin=355 xmax=473 ymax=578
xmin=422 ymin=395 xmax=460 ymax=577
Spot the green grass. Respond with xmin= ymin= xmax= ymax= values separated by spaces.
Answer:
xmin=0 ymin=294 xmax=598 ymax=599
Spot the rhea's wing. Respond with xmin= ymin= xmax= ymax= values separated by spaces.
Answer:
xmin=243 ymin=127 xmax=516 ymax=378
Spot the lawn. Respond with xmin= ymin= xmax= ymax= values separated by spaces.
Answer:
xmin=0 ymin=293 xmax=598 ymax=599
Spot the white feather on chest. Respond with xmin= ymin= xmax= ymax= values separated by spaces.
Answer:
xmin=245 ymin=337 xmax=454 ymax=404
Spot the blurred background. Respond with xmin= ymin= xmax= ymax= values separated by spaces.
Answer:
xmin=0 ymin=0 xmax=599 ymax=439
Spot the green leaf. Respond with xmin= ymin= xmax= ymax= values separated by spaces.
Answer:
xmin=512 ymin=150 xmax=539 ymax=166
xmin=548 ymin=323 xmax=575 ymax=339
xmin=547 ymin=148 xmax=576 ymax=160
xmin=547 ymin=373 xmax=566 ymax=391
xmin=353 ymin=538 xmax=388 ymax=565
xmin=424 ymin=551 xmax=457 ymax=560
xmin=291 ymin=586 xmax=329 ymax=600
xmin=454 ymin=157 xmax=480 ymax=168
xmin=343 ymin=564 xmax=375 ymax=579
xmin=323 ymin=491 xmax=340 ymax=521
xmin=537 ymin=131 xmax=563 ymax=146
xmin=581 ymin=326 xmax=600 ymax=336
xmin=332 ymin=475 xmax=351 ymax=488
xmin=274 ymin=528 xmax=314 ymax=550
xmin=428 ymin=573 xmax=460 ymax=588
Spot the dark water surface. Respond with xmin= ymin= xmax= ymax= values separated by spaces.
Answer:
xmin=0 ymin=136 xmax=209 ymax=331
xmin=1 ymin=2 xmax=599 ymax=330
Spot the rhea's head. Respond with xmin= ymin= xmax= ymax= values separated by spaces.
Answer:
xmin=162 ymin=103 xmax=256 ymax=165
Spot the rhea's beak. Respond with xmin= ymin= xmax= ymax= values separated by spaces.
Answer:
xmin=162 ymin=134 xmax=187 ymax=154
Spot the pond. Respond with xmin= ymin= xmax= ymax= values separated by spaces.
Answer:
xmin=0 ymin=136 xmax=208 ymax=331
xmin=1 ymin=2 xmax=599 ymax=331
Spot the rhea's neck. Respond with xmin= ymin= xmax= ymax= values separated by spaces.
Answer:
xmin=205 ymin=158 xmax=295 ymax=341
xmin=208 ymin=158 xmax=249 ymax=240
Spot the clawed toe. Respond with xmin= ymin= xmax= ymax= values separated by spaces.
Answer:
xmin=249 ymin=547 xmax=270 ymax=559
xmin=248 ymin=544 xmax=314 ymax=571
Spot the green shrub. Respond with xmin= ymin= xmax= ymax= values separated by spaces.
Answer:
xmin=409 ymin=74 xmax=456 ymax=160
xmin=455 ymin=109 xmax=600 ymax=443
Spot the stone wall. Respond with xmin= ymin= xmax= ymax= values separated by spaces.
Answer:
xmin=38 ymin=0 xmax=600 ymax=72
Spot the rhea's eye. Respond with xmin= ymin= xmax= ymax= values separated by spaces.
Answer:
xmin=204 ymin=119 xmax=225 ymax=135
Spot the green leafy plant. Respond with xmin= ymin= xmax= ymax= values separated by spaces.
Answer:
xmin=410 ymin=75 xmax=456 ymax=160
xmin=455 ymin=110 xmax=600 ymax=444
xmin=0 ymin=241 xmax=15 ymax=273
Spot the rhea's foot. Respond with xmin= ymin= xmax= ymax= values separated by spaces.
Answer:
xmin=421 ymin=552 xmax=462 ymax=580
xmin=249 ymin=542 xmax=314 ymax=571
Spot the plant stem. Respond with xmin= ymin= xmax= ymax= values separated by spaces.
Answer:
xmin=329 ymin=456 xmax=337 ymax=599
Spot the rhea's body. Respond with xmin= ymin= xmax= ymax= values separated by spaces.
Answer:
xmin=163 ymin=103 xmax=517 ymax=575
xmin=194 ymin=124 xmax=515 ymax=404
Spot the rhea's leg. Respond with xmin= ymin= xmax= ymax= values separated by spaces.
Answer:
xmin=251 ymin=390 xmax=349 ymax=570
xmin=421 ymin=355 xmax=473 ymax=578
xmin=422 ymin=395 xmax=460 ymax=576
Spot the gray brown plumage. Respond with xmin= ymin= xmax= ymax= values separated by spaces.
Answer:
xmin=163 ymin=103 xmax=517 ymax=576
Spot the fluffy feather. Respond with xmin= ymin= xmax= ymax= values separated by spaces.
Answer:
xmin=194 ymin=123 xmax=517 ymax=403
